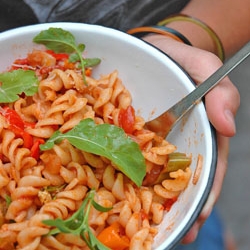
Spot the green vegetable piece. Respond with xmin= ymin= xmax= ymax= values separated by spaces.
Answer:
xmin=0 ymin=69 xmax=39 ymax=103
xmin=33 ymin=28 xmax=101 ymax=82
xmin=82 ymin=57 xmax=101 ymax=68
xmin=5 ymin=195 xmax=12 ymax=207
xmin=43 ymin=189 xmax=111 ymax=250
xmin=151 ymin=152 xmax=191 ymax=185
xmin=69 ymin=54 xmax=101 ymax=68
xmin=152 ymin=172 xmax=170 ymax=185
xmin=40 ymin=118 xmax=146 ymax=187
xmin=43 ymin=184 xmax=67 ymax=193
xmin=33 ymin=27 xmax=80 ymax=54
xmin=167 ymin=152 xmax=191 ymax=172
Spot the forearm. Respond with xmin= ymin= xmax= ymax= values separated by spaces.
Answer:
xmin=165 ymin=0 xmax=250 ymax=58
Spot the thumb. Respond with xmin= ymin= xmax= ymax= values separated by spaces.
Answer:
xmin=205 ymin=76 xmax=240 ymax=137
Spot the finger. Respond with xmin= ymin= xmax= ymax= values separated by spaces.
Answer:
xmin=209 ymin=135 xmax=230 ymax=200
xmin=205 ymin=78 xmax=240 ymax=137
xmin=181 ymin=222 xmax=200 ymax=244
xmin=183 ymin=51 xmax=240 ymax=137
xmin=181 ymin=193 xmax=216 ymax=244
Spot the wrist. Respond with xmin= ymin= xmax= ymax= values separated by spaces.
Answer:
xmin=142 ymin=34 xmax=192 ymax=62
xmin=165 ymin=21 xmax=214 ymax=53
xmin=127 ymin=26 xmax=192 ymax=46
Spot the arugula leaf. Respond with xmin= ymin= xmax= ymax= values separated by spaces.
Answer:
xmin=0 ymin=69 xmax=39 ymax=103
xmin=43 ymin=189 xmax=111 ymax=250
xmin=33 ymin=27 xmax=80 ymax=54
xmin=69 ymin=54 xmax=101 ymax=68
xmin=40 ymin=118 xmax=146 ymax=187
xmin=84 ymin=58 xmax=101 ymax=67
xmin=33 ymin=28 xmax=101 ymax=81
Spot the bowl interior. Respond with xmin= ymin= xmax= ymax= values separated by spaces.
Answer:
xmin=0 ymin=23 xmax=216 ymax=249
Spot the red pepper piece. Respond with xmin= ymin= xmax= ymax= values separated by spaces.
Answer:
xmin=8 ymin=125 xmax=33 ymax=149
xmin=1 ymin=106 xmax=25 ymax=130
xmin=142 ymin=164 xmax=163 ymax=186
xmin=13 ymin=58 xmax=29 ymax=65
xmin=30 ymin=138 xmax=45 ymax=160
xmin=85 ymin=68 xmax=92 ymax=76
xmin=11 ymin=58 xmax=30 ymax=70
xmin=97 ymin=222 xmax=130 ymax=250
xmin=0 ymin=107 xmax=33 ymax=149
xmin=118 ymin=105 xmax=136 ymax=134
xmin=163 ymin=197 xmax=178 ymax=212
xmin=46 ymin=50 xmax=69 ymax=61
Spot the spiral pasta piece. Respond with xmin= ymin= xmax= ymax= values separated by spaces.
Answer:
xmin=1 ymin=129 xmax=37 ymax=171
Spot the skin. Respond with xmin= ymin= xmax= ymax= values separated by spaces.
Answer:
xmin=144 ymin=0 xmax=250 ymax=244
xmin=171 ymin=0 xmax=250 ymax=57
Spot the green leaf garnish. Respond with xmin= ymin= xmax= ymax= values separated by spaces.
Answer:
xmin=0 ymin=69 xmax=39 ymax=103
xmin=40 ymin=118 xmax=146 ymax=187
xmin=33 ymin=28 xmax=101 ymax=82
xmin=82 ymin=58 xmax=101 ymax=68
xmin=33 ymin=28 xmax=80 ymax=53
xmin=43 ymin=184 xmax=67 ymax=193
xmin=43 ymin=189 xmax=111 ymax=250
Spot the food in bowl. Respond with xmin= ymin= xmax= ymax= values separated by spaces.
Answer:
xmin=0 ymin=23 xmax=216 ymax=250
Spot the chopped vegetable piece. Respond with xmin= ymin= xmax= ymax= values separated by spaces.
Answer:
xmin=164 ymin=197 xmax=178 ymax=212
xmin=118 ymin=105 xmax=136 ymax=134
xmin=144 ymin=152 xmax=191 ymax=185
xmin=167 ymin=152 xmax=192 ymax=172
xmin=0 ymin=69 xmax=39 ymax=103
xmin=142 ymin=164 xmax=164 ymax=186
xmin=5 ymin=195 xmax=12 ymax=207
xmin=97 ymin=222 xmax=130 ymax=250
xmin=0 ymin=107 xmax=33 ymax=149
xmin=45 ymin=50 xmax=69 ymax=61
xmin=0 ymin=106 xmax=25 ymax=129
xmin=30 ymin=138 xmax=45 ymax=160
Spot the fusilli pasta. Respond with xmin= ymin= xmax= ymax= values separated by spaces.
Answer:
xmin=0 ymin=47 xmax=194 ymax=250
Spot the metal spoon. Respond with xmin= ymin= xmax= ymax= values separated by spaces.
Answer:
xmin=145 ymin=41 xmax=250 ymax=138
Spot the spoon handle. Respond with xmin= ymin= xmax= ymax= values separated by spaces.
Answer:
xmin=170 ymin=41 xmax=250 ymax=122
xmin=145 ymin=42 xmax=250 ymax=137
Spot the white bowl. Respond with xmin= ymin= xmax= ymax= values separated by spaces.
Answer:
xmin=0 ymin=23 xmax=216 ymax=249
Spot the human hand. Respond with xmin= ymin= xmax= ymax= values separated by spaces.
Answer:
xmin=143 ymin=35 xmax=240 ymax=243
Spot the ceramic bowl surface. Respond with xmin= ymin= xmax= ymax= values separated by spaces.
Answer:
xmin=0 ymin=23 xmax=216 ymax=250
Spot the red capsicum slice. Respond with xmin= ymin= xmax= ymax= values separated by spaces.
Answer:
xmin=0 ymin=106 xmax=33 ymax=149
xmin=46 ymin=50 xmax=69 ymax=61
xmin=97 ymin=221 xmax=130 ymax=250
xmin=2 ymin=106 xmax=25 ymax=130
xmin=164 ymin=197 xmax=178 ymax=212
xmin=11 ymin=58 xmax=30 ymax=70
xmin=118 ymin=105 xmax=136 ymax=134
xmin=30 ymin=138 xmax=45 ymax=160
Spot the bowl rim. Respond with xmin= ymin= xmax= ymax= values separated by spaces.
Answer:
xmin=0 ymin=22 xmax=218 ymax=250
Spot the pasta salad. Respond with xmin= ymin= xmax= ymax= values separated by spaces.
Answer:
xmin=0 ymin=28 xmax=192 ymax=250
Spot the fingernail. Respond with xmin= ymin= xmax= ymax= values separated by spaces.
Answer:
xmin=224 ymin=109 xmax=236 ymax=134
